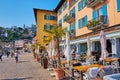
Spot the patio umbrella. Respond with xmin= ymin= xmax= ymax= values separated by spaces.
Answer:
xmin=100 ymin=30 xmax=108 ymax=59
xmin=48 ymin=41 xmax=52 ymax=58
xmin=87 ymin=36 xmax=91 ymax=57
xmin=51 ymin=40 xmax=56 ymax=59
xmin=37 ymin=45 xmax=40 ymax=54
xmin=64 ymin=32 xmax=71 ymax=62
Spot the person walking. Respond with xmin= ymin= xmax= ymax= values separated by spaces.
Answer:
xmin=14 ymin=51 xmax=19 ymax=63
xmin=6 ymin=50 xmax=10 ymax=58
xmin=0 ymin=51 xmax=3 ymax=61
xmin=11 ymin=50 xmax=14 ymax=58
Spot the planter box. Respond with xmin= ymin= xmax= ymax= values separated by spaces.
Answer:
xmin=87 ymin=0 xmax=104 ymax=8
xmin=64 ymin=13 xmax=75 ymax=24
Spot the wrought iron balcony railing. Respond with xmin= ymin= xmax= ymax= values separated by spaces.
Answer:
xmin=64 ymin=13 xmax=75 ymax=24
xmin=87 ymin=15 xmax=107 ymax=30
xmin=86 ymin=0 xmax=105 ymax=8
xmin=70 ymin=0 xmax=78 ymax=8
xmin=69 ymin=29 xmax=76 ymax=40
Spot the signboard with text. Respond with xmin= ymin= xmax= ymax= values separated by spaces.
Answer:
xmin=15 ymin=40 xmax=24 ymax=47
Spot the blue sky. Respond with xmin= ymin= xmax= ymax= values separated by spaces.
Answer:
xmin=0 ymin=0 xmax=60 ymax=28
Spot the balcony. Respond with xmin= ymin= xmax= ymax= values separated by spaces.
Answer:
xmin=86 ymin=0 xmax=105 ymax=8
xmin=69 ymin=29 xmax=76 ymax=40
xmin=64 ymin=13 xmax=75 ymax=24
xmin=70 ymin=0 xmax=78 ymax=8
xmin=87 ymin=15 xmax=107 ymax=30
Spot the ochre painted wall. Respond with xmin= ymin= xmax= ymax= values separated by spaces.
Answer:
xmin=36 ymin=10 xmax=57 ymax=46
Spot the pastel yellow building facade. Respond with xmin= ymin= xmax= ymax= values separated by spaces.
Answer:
xmin=34 ymin=9 xmax=57 ymax=46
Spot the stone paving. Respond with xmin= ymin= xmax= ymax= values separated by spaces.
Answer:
xmin=0 ymin=53 xmax=56 ymax=80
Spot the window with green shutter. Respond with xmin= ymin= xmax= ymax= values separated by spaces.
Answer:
xmin=44 ymin=25 xmax=47 ymax=30
xmin=49 ymin=25 xmax=53 ymax=30
xmin=50 ymin=16 xmax=53 ymax=20
xmin=44 ymin=15 xmax=47 ymax=20
xmin=44 ymin=25 xmax=53 ymax=30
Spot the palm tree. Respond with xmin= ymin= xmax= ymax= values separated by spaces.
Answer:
xmin=43 ymin=36 xmax=52 ymax=44
xmin=44 ymin=26 xmax=66 ymax=67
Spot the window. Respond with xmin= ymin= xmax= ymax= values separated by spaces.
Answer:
xmin=95 ymin=41 xmax=101 ymax=54
xmin=80 ymin=43 xmax=87 ymax=53
xmin=96 ymin=8 xmax=102 ymax=19
xmin=44 ymin=15 xmax=57 ymax=20
xmin=70 ymin=0 xmax=77 ymax=7
xmin=50 ymin=16 xmax=57 ymax=20
xmin=116 ymin=0 xmax=120 ymax=12
xmin=44 ymin=15 xmax=50 ymax=20
xmin=59 ymin=19 xmax=62 ymax=26
xmin=63 ymin=14 xmax=68 ymax=22
xmin=78 ymin=0 xmax=86 ymax=11
xmin=44 ymin=25 xmax=53 ymax=30
xmin=70 ymin=22 xmax=76 ymax=34
xmin=78 ymin=2 xmax=81 ymax=11
xmin=63 ymin=1 xmax=68 ymax=10
xmin=92 ymin=4 xmax=107 ymax=23
xmin=58 ymin=8 xmax=62 ymax=15
xmin=78 ymin=19 xmax=81 ymax=29
xmin=66 ymin=27 xmax=68 ymax=32
xmin=78 ymin=15 xmax=87 ymax=29
xmin=70 ymin=7 xmax=75 ymax=15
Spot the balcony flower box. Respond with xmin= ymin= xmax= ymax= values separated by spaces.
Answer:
xmin=87 ymin=15 xmax=105 ymax=30
xmin=86 ymin=0 xmax=104 ymax=8
xmin=64 ymin=13 xmax=75 ymax=24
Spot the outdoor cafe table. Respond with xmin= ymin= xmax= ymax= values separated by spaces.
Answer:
xmin=104 ymin=58 xmax=120 ymax=65
xmin=72 ymin=64 xmax=103 ymax=80
xmin=61 ymin=60 xmax=77 ymax=67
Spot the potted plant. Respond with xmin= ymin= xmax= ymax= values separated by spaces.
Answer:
xmin=44 ymin=26 xmax=66 ymax=80
xmin=86 ymin=20 xmax=99 ymax=29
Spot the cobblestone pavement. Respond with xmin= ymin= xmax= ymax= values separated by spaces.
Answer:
xmin=0 ymin=53 xmax=55 ymax=80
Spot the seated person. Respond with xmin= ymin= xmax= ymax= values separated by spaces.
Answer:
xmin=88 ymin=55 xmax=94 ymax=64
xmin=71 ymin=51 xmax=76 ymax=60
xmin=72 ymin=61 xmax=81 ymax=66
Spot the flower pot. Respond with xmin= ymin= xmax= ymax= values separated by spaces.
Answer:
xmin=36 ymin=57 xmax=40 ymax=61
xmin=54 ymin=68 xmax=64 ymax=80
xmin=42 ymin=57 xmax=48 ymax=69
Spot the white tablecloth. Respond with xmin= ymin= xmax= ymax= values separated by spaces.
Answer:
xmin=103 ymin=73 xmax=120 ymax=80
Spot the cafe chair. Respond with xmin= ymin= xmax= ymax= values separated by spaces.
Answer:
xmin=83 ymin=67 xmax=99 ymax=80
xmin=111 ymin=61 xmax=120 ymax=73
xmin=98 ymin=66 xmax=114 ymax=78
